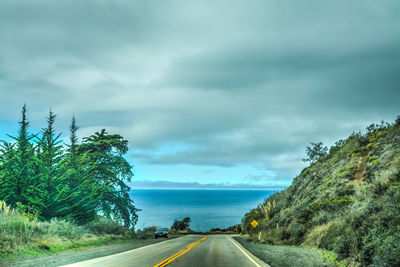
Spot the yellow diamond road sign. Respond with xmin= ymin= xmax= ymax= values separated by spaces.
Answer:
xmin=251 ymin=220 xmax=258 ymax=228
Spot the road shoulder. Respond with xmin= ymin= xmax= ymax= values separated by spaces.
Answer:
xmin=233 ymin=237 xmax=335 ymax=267
xmin=228 ymin=236 xmax=270 ymax=267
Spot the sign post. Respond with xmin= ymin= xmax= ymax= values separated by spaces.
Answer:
xmin=251 ymin=220 xmax=261 ymax=241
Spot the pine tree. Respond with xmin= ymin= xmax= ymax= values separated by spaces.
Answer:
xmin=59 ymin=116 xmax=97 ymax=223
xmin=0 ymin=142 xmax=18 ymax=203
xmin=10 ymin=104 xmax=36 ymax=205
xmin=0 ymin=105 xmax=35 ymax=206
xmin=35 ymin=110 xmax=64 ymax=219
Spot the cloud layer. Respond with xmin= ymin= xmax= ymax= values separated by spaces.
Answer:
xmin=1 ymin=0 xmax=399 ymax=184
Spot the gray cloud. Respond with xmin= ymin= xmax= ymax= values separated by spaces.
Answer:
xmin=0 ymin=0 xmax=399 ymax=183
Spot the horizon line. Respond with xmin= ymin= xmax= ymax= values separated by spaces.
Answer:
xmin=132 ymin=187 xmax=287 ymax=190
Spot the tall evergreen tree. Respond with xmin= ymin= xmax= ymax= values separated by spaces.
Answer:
xmin=11 ymin=105 xmax=36 ymax=205
xmin=35 ymin=110 xmax=64 ymax=219
xmin=59 ymin=116 xmax=97 ymax=223
xmin=0 ymin=105 xmax=35 ymax=206
xmin=0 ymin=142 xmax=18 ymax=203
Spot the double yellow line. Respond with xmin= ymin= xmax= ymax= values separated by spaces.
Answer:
xmin=154 ymin=236 xmax=209 ymax=267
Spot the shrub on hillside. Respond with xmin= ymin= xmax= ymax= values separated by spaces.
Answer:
xmin=288 ymin=222 xmax=306 ymax=245
xmin=372 ymin=229 xmax=400 ymax=267
xmin=302 ymin=142 xmax=328 ymax=164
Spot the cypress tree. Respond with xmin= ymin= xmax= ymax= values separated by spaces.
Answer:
xmin=35 ymin=110 xmax=64 ymax=219
xmin=13 ymin=105 xmax=36 ymax=205
xmin=0 ymin=142 xmax=18 ymax=203
xmin=80 ymin=129 xmax=138 ymax=227
xmin=1 ymin=105 xmax=35 ymax=206
xmin=59 ymin=116 xmax=97 ymax=223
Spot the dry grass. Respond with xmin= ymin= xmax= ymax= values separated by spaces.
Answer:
xmin=303 ymin=222 xmax=333 ymax=247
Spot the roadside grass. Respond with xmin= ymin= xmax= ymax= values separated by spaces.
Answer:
xmin=234 ymin=237 xmax=335 ymax=267
xmin=0 ymin=207 xmax=135 ymax=254
xmin=307 ymin=247 xmax=346 ymax=267
xmin=1 ymin=237 xmax=175 ymax=267
xmin=0 ymin=235 xmax=134 ymax=263
xmin=0 ymin=200 xmax=166 ymax=265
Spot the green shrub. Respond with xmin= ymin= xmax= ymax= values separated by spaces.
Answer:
xmin=294 ymin=201 xmax=314 ymax=223
xmin=334 ymin=228 xmax=359 ymax=260
xmin=136 ymin=226 xmax=157 ymax=239
xmin=372 ymin=229 xmax=400 ymax=267
xmin=45 ymin=219 xmax=86 ymax=240
xmin=0 ymin=205 xmax=37 ymax=250
xmin=361 ymin=227 xmax=381 ymax=266
xmin=38 ymin=240 xmax=51 ymax=250
xmin=86 ymin=218 xmax=131 ymax=236
xmin=317 ymin=220 xmax=343 ymax=251
xmin=310 ymin=196 xmax=352 ymax=212
xmin=289 ymin=222 xmax=306 ymax=244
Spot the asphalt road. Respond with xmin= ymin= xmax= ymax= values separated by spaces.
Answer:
xmin=63 ymin=235 xmax=269 ymax=267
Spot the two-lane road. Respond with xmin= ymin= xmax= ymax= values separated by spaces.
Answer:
xmin=64 ymin=235 xmax=269 ymax=267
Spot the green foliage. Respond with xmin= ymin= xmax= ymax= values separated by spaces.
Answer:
xmin=328 ymin=139 xmax=346 ymax=158
xmin=136 ymin=226 xmax=157 ymax=239
xmin=171 ymin=217 xmax=191 ymax=231
xmin=0 ymin=105 xmax=36 ymax=207
xmin=87 ymin=218 xmax=132 ymax=235
xmin=302 ymin=142 xmax=328 ymax=164
xmin=58 ymin=117 xmax=98 ymax=224
xmin=79 ymin=129 xmax=139 ymax=227
xmin=309 ymin=247 xmax=346 ymax=267
xmin=45 ymin=219 xmax=87 ymax=240
xmin=372 ymin=229 xmax=400 ymax=267
xmin=310 ymin=196 xmax=353 ymax=212
xmin=34 ymin=110 xmax=65 ymax=219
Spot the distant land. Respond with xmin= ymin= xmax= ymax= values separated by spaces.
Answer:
xmin=129 ymin=180 xmax=287 ymax=190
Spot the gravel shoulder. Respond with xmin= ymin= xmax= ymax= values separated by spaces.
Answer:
xmin=0 ymin=237 xmax=177 ymax=267
xmin=234 ymin=237 xmax=335 ymax=267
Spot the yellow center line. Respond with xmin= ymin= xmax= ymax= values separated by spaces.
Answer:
xmin=154 ymin=236 xmax=209 ymax=267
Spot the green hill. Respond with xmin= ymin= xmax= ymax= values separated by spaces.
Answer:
xmin=242 ymin=117 xmax=400 ymax=266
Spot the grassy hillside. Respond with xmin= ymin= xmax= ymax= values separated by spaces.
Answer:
xmin=242 ymin=117 xmax=400 ymax=266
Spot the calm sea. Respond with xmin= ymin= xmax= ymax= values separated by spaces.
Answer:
xmin=130 ymin=189 xmax=277 ymax=232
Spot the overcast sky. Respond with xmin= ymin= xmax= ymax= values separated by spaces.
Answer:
xmin=0 ymin=0 xmax=399 ymax=188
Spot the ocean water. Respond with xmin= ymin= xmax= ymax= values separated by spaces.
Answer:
xmin=130 ymin=189 xmax=277 ymax=232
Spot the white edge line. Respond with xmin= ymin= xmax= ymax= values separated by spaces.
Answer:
xmin=228 ymin=236 xmax=269 ymax=267
xmin=60 ymin=235 xmax=191 ymax=267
